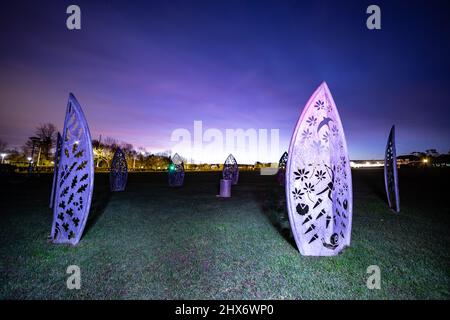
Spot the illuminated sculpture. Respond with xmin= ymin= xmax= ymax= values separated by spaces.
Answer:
xmin=223 ymin=154 xmax=238 ymax=185
xmin=50 ymin=93 xmax=94 ymax=245
xmin=277 ymin=151 xmax=288 ymax=186
xmin=168 ymin=153 xmax=185 ymax=187
xmin=384 ymin=125 xmax=400 ymax=212
xmin=49 ymin=132 xmax=62 ymax=208
xmin=110 ymin=148 xmax=128 ymax=192
xmin=286 ymin=82 xmax=353 ymax=256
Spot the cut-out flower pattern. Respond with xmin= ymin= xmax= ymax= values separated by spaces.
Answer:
xmin=314 ymin=170 xmax=326 ymax=181
xmin=301 ymin=129 xmax=312 ymax=140
xmin=294 ymin=168 xmax=309 ymax=181
xmin=303 ymin=182 xmax=315 ymax=194
xmin=292 ymin=188 xmax=304 ymax=200
xmin=314 ymin=100 xmax=325 ymax=110
xmin=306 ymin=116 xmax=317 ymax=127
xmin=331 ymin=125 xmax=339 ymax=136
xmin=311 ymin=140 xmax=324 ymax=154
xmin=326 ymin=103 xmax=333 ymax=113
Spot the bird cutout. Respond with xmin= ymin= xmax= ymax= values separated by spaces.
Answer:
xmin=317 ymin=117 xmax=333 ymax=133
xmin=322 ymin=233 xmax=339 ymax=250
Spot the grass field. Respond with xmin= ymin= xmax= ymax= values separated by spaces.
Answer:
xmin=0 ymin=168 xmax=449 ymax=299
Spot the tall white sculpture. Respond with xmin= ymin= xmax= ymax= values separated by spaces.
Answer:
xmin=50 ymin=93 xmax=94 ymax=245
xmin=384 ymin=125 xmax=400 ymax=212
xmin=286 ymin=82 xmax=353 ymax=256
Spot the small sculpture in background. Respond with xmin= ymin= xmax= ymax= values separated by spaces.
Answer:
xmin=168 ymin=153 xmax=185 ymax=187
xmin=384 ymin=125 xmax=400 ymax=212
xmin=277 ymin=151 xmax=288 ymax=186
xmin=223 ymin=154 xmax=238 ymax=185
xmin=110 ymin=148 xmax=128 ymax=192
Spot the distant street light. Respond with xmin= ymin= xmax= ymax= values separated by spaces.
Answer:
xmin=0 ymin=153 xmax=7 ymax=164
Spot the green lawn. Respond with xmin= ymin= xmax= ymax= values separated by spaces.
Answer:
xmin=0 ymin=169 xmax=449 ymax=299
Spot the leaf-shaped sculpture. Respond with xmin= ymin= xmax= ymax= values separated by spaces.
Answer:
xmin=110 ymin=148 xmax=128 ymax=192
xmin=277 ymin=151 xmax=288 ymax=186
xmin=223 ymin=154 xmax=239 ymax=185
xmin=50 ymin=93 xmax=94 ymax=245
xmin=286 ymin=82 xmax=353 ymax=256
xmin=168 ymin=153 xmax=185 ymax=187
xmin=384 ymin=125 xmax=400 ymax=212
xmin=49 ymin=132 xmax=62 ymax=208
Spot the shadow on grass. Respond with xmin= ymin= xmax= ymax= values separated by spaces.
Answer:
xmin=356 ymin=169 xmax=387 ymax=202
xmin=252 ymin=180 xmax=297 ymax=250
xmin=83 ymin=174 xmax=111 ymax=237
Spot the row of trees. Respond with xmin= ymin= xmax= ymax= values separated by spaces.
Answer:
xmin=1 ymin=123 xmax=449 ymax=169
xmin=0 ymin=123 xmax=172 ymax=170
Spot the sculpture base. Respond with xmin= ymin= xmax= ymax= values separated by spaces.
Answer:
xmin=217 ymin=179 xmax=231 ymax=197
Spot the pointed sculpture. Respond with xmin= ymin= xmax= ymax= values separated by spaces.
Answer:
xmin=286 ymin=82 xmax=353 ymax=256
xmin=223 ymin=154 xmax=239 ymax=185
xmin=50 ymin=93 xmax=94 ymax=245
xmin=110 ymin=148 xmax=128 ymax=192
xmin=168 ymin=153 xmax=185 ymax=187
xmin=50 ymin=132 xmax=62 ymax=208
xmin=384 ymin=125 xmax=400 ymax=212
xmin=277 ymin=151 xmax=288 ymax=186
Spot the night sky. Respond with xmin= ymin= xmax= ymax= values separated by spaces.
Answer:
xmin=0 ymin=0 xmax=449 ymax=163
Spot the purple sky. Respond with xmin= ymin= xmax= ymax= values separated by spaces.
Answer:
xmin=0 ymin=0 xmax=449 ymax=162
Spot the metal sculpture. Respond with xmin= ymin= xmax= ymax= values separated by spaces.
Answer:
xmin=384 ymin=125 xmax=400 ymax=212
xmin=110 ymin=148 xmax=128 ymax=192
xmin=277 ymin=151 xmax=288 ymax=186
xmin=49 ymin=132 xmax=62 ymax=208
xmin=168 ymin=153 xmax=185 ymax=187
xmin=223 ymin=154 xmax=239 ymax=185
xmin=286 ymin=82 xmax=353 ymax=256
xmin=50 ymin=93 xmax=94 ymax=245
